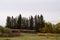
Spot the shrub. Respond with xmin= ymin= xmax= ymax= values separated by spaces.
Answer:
xmin=3 ymin=28 xmax=10 ymax=33
xmin=0 ymin=26 xmax=11 ymax=36
xmin=0 ymin=26 xmax=10 ymax=33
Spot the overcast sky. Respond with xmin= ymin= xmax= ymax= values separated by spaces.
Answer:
xmin=0 ymin=0 xmax=60 ymax=26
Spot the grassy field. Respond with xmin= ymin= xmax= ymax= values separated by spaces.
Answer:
xmin=0 ymin=33 xmax=60 ymax=40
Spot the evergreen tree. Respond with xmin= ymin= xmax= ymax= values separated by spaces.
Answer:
xmin=34 ymin=15 xmax=38 ymax=32
xmin=26 ymin=19 xmax=29 ymax=29
xmin=40 ymin=15 xmax=45 ymax=28
xmin=34 ymin=15 xmax=45 ymax=32
xmin=13 ymin=19 xmax=17 ymax=29
xmin=11 ymin=16 xmax=14 ymax=29
xmin=6 ymin=16 xmax=11 ymax=28
xmin=17 ymin=14 xmax=22 ymax=29
xmin=30 ymin=16 xmax=33 ymax=30
xmin=36 ymin=15 xmax=41 ymax=32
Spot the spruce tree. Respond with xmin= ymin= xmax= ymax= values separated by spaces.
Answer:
xmin=40 ymin=14 xmax=45 ymax=28
xmin=17 ymin=14 xmax=22 ymax=29
xmin=30 ymin=16 xmax=33 ymax=30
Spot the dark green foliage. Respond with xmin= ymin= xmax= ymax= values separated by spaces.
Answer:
xmin=25 ymin=19 xmax=29 ymax=29
xmin=5 ymin=14 xmax=60 ymax=33
xmin=0 ymin=26 xmax=10 ymax=33
xmin=34 ymin=15 xmax=38 ymax=32
xmin=11 ymin=16 xmax=14 ymax=29
xmin=30 ymin=16 xmax=33 ymax=30
xmin=56 ymin=22 xmax=60 ymax=33
xmin=40 ymin=15 xmax=45 ymax=28
xmin=17 ymin=14 xmax=22 ymax=29
xmin=5 ymin=14 xmax=45 ymax=33
xmin=35 ymin=15 xmax=45 ymax=32
xmin=45 ymin=22 xmax=53 ymax=33
xmin=21 ymin=18 xmax=29 ymax=29
xmin=6 ymin=16 xmax=17 ymax=29
xmin=13 ymin=19 xmax=17 ymax=29
xmin=6 ymin=16 xmax=11 ymax=28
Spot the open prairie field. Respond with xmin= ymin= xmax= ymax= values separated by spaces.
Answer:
xmin=0 ymin=33 xmax=60 ymax=40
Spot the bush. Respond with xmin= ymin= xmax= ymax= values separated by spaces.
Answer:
xmin=3 ymin=28 xmax=10 ymax=33
xmin=0 ymin=26 xmax=10 ymax=33
xmin=0 ymin=26 xmax=11 ymax=36
xmin=0 ymin=26 xmax=20 ymax=37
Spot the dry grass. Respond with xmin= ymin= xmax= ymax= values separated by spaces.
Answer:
xmin=38 ymin=33 xmax=60 ymax=36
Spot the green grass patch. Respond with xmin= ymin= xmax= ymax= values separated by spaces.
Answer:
xmin=0 ymin=33 xmax=60 ymax=40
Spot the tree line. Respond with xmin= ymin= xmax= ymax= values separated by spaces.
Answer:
xmin=5 ymin=14 xmax=60 ymax=33
xmin=6 ymin=14 xmax=45 ymax=32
